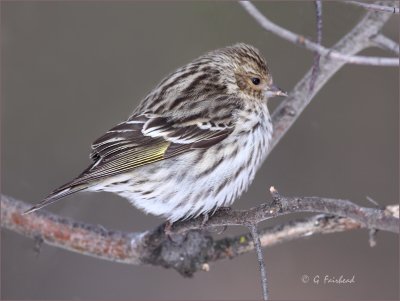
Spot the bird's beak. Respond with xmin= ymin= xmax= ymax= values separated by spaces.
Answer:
xmin=266 ymin=84 xmax=287 ymax=98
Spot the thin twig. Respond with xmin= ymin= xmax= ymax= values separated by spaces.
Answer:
xmin=370 ymin=34 xmax=400 ymax=54
xmin=310 ymin=1 xmax=323 ymax=92
xmin=216 ymin=213 xmax=374 ymax=258
xmin=213 ymin=204 xmax=398 ymax=261
xmin=239 ymin=1 xmax=398 ymax=66
xmin=172 ymin=190 xmax=400 ymax=234
xmin=366 ymin=195 xmax=380 ymax=207
xmin=345 ymin=1 xmax=399 ymax=13
xmin=248 ymin=224 xmax=268 ymax=301
xmin=368 ymin=228 xmax=378 ymax=247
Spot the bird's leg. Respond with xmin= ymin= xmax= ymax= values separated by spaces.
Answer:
xmin=163 ymin=221 xmax=187 ymax=244
xmin=164 ymin=220 xmax=174 ymax=238
xmin=201 ymin=212 xmax=209 ymax=228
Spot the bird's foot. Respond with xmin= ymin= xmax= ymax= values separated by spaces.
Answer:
xmin=204 ymin=207 xmax=232 ymax=234
xmin=214 ymin=206 xmax=232 ymax=214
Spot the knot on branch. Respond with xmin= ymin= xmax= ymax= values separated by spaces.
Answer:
xmin=141 ymin=226 xmax=214 ymax=277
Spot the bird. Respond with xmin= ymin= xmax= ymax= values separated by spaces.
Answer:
xmin=25 ymin=43 xmax=286 ymax=222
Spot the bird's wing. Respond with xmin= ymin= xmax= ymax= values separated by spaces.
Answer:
xmin=70 ymin=113 xmax=234 ymax=185
xmin=24 ymin=95 xmax=241 ymax=215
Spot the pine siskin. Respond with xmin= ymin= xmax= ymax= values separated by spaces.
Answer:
xmin=25 ymin=43 xmax=286 ymax=222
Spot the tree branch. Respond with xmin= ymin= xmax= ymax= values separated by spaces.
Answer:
xmin=345 ymin=1 xmax=400 ymax=14
xmin=239 ymin=1 xmax=398 ymax=66
xmin=370 ymin=34 xmax=400 ymax=54
xmin=1 ymin=194 xmax=398 ymax=276
xmin=170 ymin=187 xmax=399 ymax=234
xmin=212 ymin=205 xmax=399 ymax=261
xmin=266 ymin=2 xmax=394 ymax=153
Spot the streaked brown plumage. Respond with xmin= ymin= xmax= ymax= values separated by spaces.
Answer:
xmin=26 ymin=43 xmax=286 ymax=221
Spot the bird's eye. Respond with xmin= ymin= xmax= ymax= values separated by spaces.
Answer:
xmin=251 ymin=77 xmax=261 ymax=85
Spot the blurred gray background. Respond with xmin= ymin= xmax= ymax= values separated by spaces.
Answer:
xmin=1 ymin=1 xmax=398 ymax=300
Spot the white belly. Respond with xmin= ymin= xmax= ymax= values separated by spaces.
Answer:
xmin=98 ymin=108 xmax=272 ymax=222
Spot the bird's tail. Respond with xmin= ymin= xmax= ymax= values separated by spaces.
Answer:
xmin=23 ymin=182 xmax=89 ymax=215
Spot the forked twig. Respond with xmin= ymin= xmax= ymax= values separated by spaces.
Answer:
xmin=239 ymin=1 xmax=398 ymax=66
